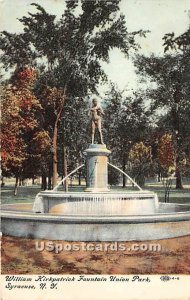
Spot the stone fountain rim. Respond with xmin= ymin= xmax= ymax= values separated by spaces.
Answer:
xmin=37 ymin=190 xmax=157 ymax=196
xmin=1 ymin=202 xmax=190 ymax=224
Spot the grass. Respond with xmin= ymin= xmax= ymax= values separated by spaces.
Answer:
xmin=144 ymin=184 xmax=190 ymax=204
xmin=1 ymin=185 xmax=41 ymax=204
xmin=1 ymin=180 xmax=190 ymax=205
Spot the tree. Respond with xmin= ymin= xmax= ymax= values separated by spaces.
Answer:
xmin=158 ymin=134 xmax=175 ymax=176
xmin=57 ymin=95 xmax=89 ymax=189
xmin=163 ymin=25 xmax=190 ymax=185
xmin=163 ymin=28 xmax=190 ymax=52
xmin=134 ymin=48 xmax=190 ymax=188
xmin=0 ymin=1 xmax=147 ymax=187
xmin=1 ymin=84 xmax=27 ymax=191
xmin=128 ymin=142 xmax=152 ymax=187
xmin=1 ymin=67 xmax=50 ymax=194
xmin=104 ymin=84 xmax=151 ymax=187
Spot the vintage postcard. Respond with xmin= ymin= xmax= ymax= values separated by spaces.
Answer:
xmin=1 ymin=0 xmax=190 ymax=299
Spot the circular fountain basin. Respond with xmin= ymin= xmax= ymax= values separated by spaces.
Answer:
xmin=33 ymin=190 xmax=160 ymax=215
xmin=1 ymin=196 xmax=190 ymax=241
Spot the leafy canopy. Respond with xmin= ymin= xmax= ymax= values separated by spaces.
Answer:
xmin=0 ymin=1 xmax=146 ymax=94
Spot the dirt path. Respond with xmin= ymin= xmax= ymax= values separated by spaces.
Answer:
xmin=1 ymin=235 xmax=190 ymax=274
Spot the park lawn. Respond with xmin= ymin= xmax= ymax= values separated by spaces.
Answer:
xmin=1 ymin=185 xmax=41 ymax=204
xmin=1 ymin=185 xmax=190 ymax=204
xmin=1 ymin=182 xmax=190 ymax=205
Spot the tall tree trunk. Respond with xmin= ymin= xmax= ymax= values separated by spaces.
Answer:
xmin=52 ymin=121 xmax=58 ymax=188
xmin=157 ymin=170 xmax=161 ymax=182
xmin=63 ymin=146 xmax=68 ymax=192
xmin=48 ymin=149 xmax=53 ymax=190
xmin=78 ymin=169 xmax=81 ymax=186
xmin=172 ymin=87 xmax=183 ymax=189
xmin=122 ymin=157 xmax=126 ymax=188
xmin=48 ymin=175 xmax=52 ymax=190
xmin=52 ymin=126 xmax=58 ymax=188
xmin=175 ymin=155 xmax=183 ymax=189
xmin=14 ymin=176 xmax=19 ymax=196
xmin=1 ymin=176 xmax=5 ymax=187
xmin=32 ymin=176 xmax=35 ymax=185
xmin=52 ymin=86 xmax=67 ymax=188
xmin=41 ymin=175 xmax=47 ymax=190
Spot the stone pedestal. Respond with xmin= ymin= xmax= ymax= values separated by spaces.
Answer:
xmin=84 ymin=144 xmax=111 ymax=192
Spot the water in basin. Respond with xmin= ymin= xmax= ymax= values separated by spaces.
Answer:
xmin=49 ymin=196 xmax=158 ymax=216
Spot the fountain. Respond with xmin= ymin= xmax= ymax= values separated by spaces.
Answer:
xmin=1 ymin=99 xmax=190 ymax=241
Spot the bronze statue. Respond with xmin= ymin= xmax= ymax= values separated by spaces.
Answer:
xmin=89 ymin=98 xmax=104 ymax=144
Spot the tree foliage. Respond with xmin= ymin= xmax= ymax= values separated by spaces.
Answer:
xmin=158 ymin=134 xmax=175 ymax=175
xmin=104 ymin=84 xmax=151 ymax=187
xmin=134 ymin=43 xmax=190 ymax=188
xmin=0 ymin=1 xmax=146 ymax=188
xmin=163 ymin=27 xmax=190 ymax=52
xmin=1 ymin=67 xmax=51 ymax=193
xmin=128 ymin=142 xmax=152 ymax=187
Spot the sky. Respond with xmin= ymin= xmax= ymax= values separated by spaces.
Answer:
xmin=0 ymin=0 xmax=190 ymax=96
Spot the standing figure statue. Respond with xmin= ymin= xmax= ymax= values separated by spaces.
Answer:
xmin=89 ymin=98 xmax=104 ymax=144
